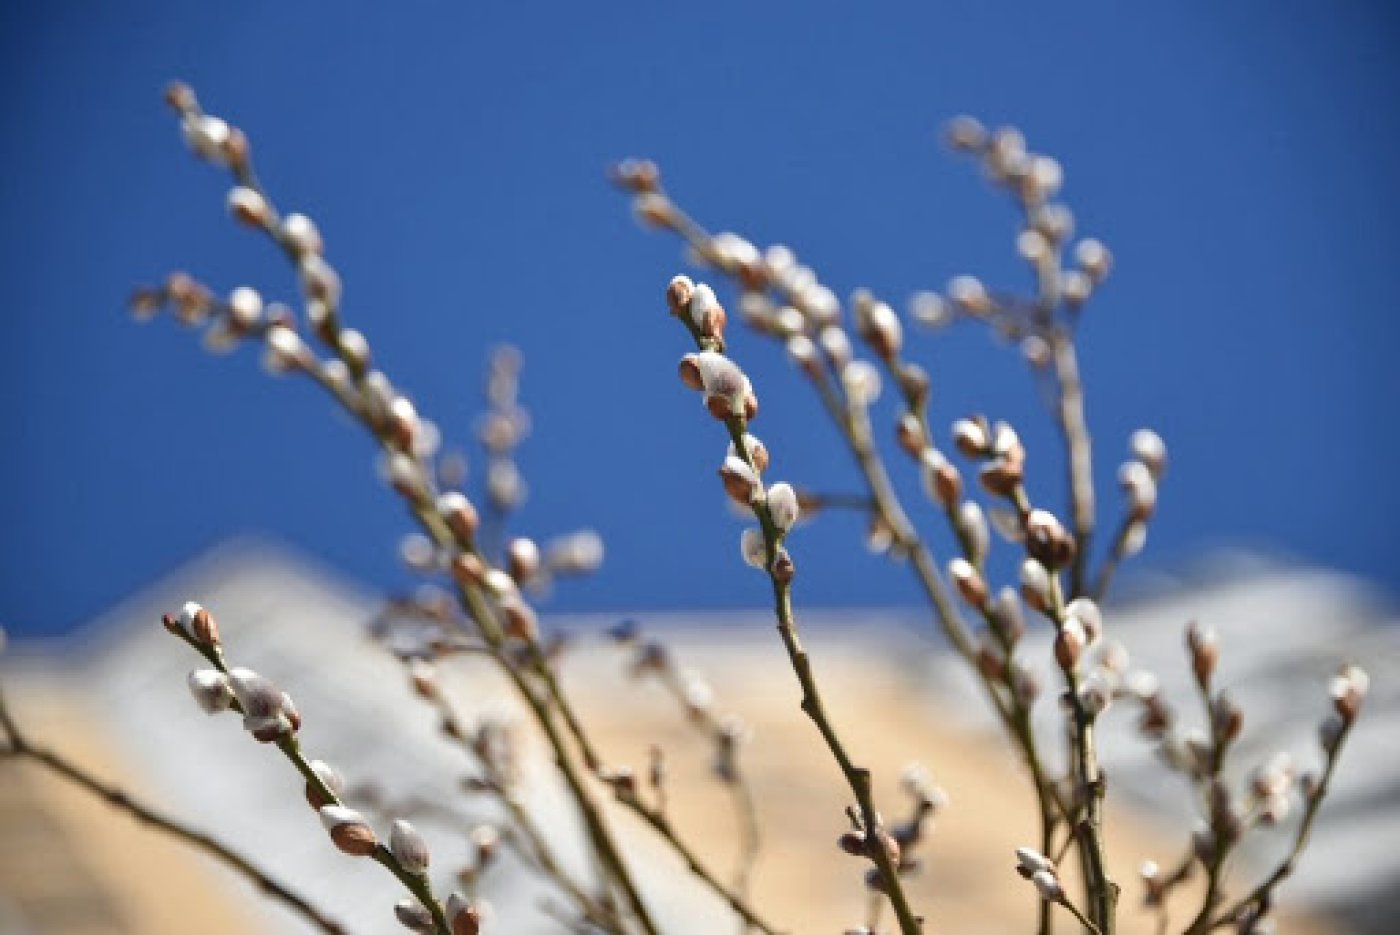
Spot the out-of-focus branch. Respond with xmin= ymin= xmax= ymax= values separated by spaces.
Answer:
xmin=0 ymin=686 xmax=348 ymax=935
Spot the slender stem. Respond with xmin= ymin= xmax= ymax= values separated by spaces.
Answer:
xmin=617 ymin=791 xmax=782 ymax=934
xmin=1089 ymin=514 xmax=1134 ymax=602
xmin=642 ymin=192 xmax=1078 ymax=931
xmin=1045 ymin=574 xmax=1115 ymax=933
xmin=171 ymin=632 xmax=454 ymax=934
xmin=650 ymin=661 xmax=764 ymax=919
xmin=406 ymin=659 xmax=621 ymax=932
xmin=1204 ymin=722 xmax=1354 ymax=931
xmin=0 ymin=689 xmax=347 ymax=935
xmin=159 ymin=102 xmax=662 ymax=931
xmin=1050 ymin=337 xmax=1095 ymax=598
xmin=711 ymin=402 xmax=921 ymax=933
xmin=1056 ymin=894 xmax=1105 ymax=935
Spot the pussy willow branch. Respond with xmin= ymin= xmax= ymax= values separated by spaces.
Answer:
xmin=873 ymin=316 xmax=1069 ymax=935
xmin=1043 ymin=571 xmax=1115 ymax=933
xmin=632 ymin=186 xmax=1079 ymax=928
xmin=157 ymin=90 xmax=660 ymax=933
xmin=1089 ymin=514 xmax=1137 ymax=603
xmin=1206 ymin=720 xmax=1354 ymax=932
xmin=167 ymin=627 xmax=452 ymax=933
xmin=678 ymin=322 xmax=921 ymax=935
xmin=0 ymin=687 xmax=347 ymax=935
xmin=1016 ymin=199 xmax=1096 ymax=601
xmin=1180 ymin=663 xmax=1236 ymax=934
xmin=387 ymin=647 xmax=620 ymax=932
xmin=634 ymin=187 xmax=1012 ymax=708
xmin=634 ymin=641 xmax=764 ymax=914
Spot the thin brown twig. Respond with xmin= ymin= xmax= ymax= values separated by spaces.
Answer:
xmin=1205 ymin=719 xmax=1354 ymax=931
xmin=630 ymin=186 xmax=1078 ymax=931
xmin=675 ymin=311 xmax=922 ymax=935
xmin=0 ymin=687 xmax=348 ymax=935
xmin=154 ymin=88 xmax=661 ymax=933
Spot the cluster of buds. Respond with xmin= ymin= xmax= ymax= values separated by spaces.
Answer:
xmin=543 ymin=529 xmax=605 ymax=576
xmin=1014 ymin=847 xmax=1066 ymax=903
xmin=1249 ymin=752 xmax=1297 ymax=826
xmin=678 ymin=347 xmax=759 ymax=423
xmin=851 ymin=288 xmax=904 ymax=362
xmin=463 ymin=711 xmax=521 ymax=793
xmin=667 ymin=275 xmax=729 ymax=345
xmin=1024 ymin=508 xmax=1077 ymax=573
xmin=227 ymin=667 xmax=302 ymax=742
xmin=1321 ymin=663 xmax=1369 ymax=753
xmin=476 ymin=345 xmax=530 ymax=517
xmin=951 ymin=416 xmax=1027 ymax=500
xmin=837 ymin=813 xmax=906 ymax=894
xmin=933 ymin=116 xmax=1118 ymax=346
xmin=1329 ymin=663 xmax=1369 ymax=724
xmin=130 ymin=273 xmax=296 ymax=359
xmin=1110 ymin=429 xmax=1167 ymax=557
xmin=166 ymin=81 xmax=249 ymax=173
xmin=887 ymin=763 xmax=947 ymax=862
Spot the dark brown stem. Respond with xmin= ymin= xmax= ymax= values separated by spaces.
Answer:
xmin=0 ymin=687 xmax=347 ymax=935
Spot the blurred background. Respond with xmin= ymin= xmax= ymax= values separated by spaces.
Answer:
xmin=3 ymin=1 xmax=1400 ymax=632
xmin=3 ymin=3 xmax=1400 ymax=934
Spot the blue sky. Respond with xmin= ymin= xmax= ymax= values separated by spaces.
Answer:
xmin=3 ymin=3 xmax=1399 ymax=637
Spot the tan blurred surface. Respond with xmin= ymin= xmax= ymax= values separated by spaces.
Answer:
xmin=565 ymin=633 xmax=1335 ymax=935
xmin=0 ymin=684 xmax=265 ymax=934
xmin=2 ymin=542 xmax=1370 ymax=934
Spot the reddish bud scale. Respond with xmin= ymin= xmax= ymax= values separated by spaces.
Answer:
xmin=678 ymin=354 xmax=703 ymax=391
xmin=979 ymin=451 xmax=1025 ymax=499
xmin=896 ymin=415 xmax=926 ymax=459
xmin=193 ymin=607 xmax=219 ymax=644
xmin=666 ymin=275 xmax=695 ymax=315
xmin=613 ymin=158 xmax=661 ymax=193
xmin=933 ymin=462 xmax=962 ymax=508
xmin=977 ymin=644 xmax=1006 ymax=680
xmin=164 ymin=81 xmax=196 ymax=112
xmin=1054 ymin=626 xmax=1083 ymax=670
xmin=697 ymin=305 xmax=727 ymax=340
xmin=330 ymin=822 xmax=377 ymax=857
xmin=1026 ymin=514 xmax=1077 ymax=570
xmin=719 ymin=464 xmax=757 ymax=504
xmin=451 ymin=552 xmax=486 ymax=587
xmin=771 ymin=549 xmax=796 ymax=584
xmin=499 ymin=598 xmax=538 ymax=642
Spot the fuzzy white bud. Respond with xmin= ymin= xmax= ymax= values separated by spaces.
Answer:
xmin=740 ymin=528 xmax=768 ymax=569
xmin=263 ymin=326 xmax=308 ymax=375
xmin=819 ymin=327 xmax=854 ymax=370
xmin=948 ymin=275 xmax=990 ymax=315
xmin=909 ymin=291 xmax=952 ymax=329
xmin=389 ymin=819 xmax=431 ymax=875
xmin=958 ymin=501 xmax=990 ymax=564
xmin=1130 ymin=429 xmax=1167 ymax=478
xmin=187 ymin=669 xmax=233 ymax=714
xmin=766 ymin=482 xmax=800 ymax=532
xmin=226 ymin=186 xmax=270 ymax=227
xmin=281 ymin=213 xmax=324 ymax=256
xmin=1075 ymin=238 xmax=1112 ymax=281
xmin=226 ymin=286 xmax=263 ymax=330
xmin=841 ymin=360 xmax=882 ymax=407
xmin=182 ymin=114 xmax=230 ymax=161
